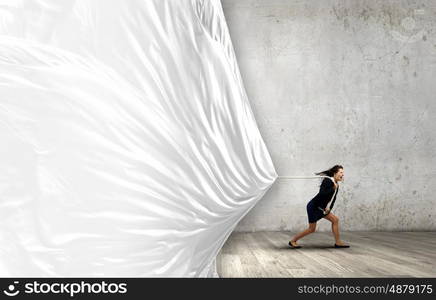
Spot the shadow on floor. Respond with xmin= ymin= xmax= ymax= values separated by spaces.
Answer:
xmin=277 ymin=245 xmax=342 ymax=250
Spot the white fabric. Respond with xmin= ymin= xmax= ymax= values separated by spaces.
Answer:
xmin=0 ymin=0 xmax=277 ymax=277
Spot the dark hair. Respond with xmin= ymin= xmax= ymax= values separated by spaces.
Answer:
xmin=315 ymin=165 xmax=343 ymax=177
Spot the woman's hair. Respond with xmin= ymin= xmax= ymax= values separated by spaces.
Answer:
xmin=315 ymin=165 xmax=343 ymax=177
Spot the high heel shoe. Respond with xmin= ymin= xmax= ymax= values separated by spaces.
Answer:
xmin=334 ymin=243 xmax=350 ymax=248
xmin=288 ymin=241 xmax=302 ymax=249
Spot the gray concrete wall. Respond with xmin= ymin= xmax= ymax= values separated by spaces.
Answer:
xmin=221 ymin=0 xmax=436 ymax=232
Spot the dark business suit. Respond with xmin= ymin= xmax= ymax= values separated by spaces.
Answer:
xmin=306 ymin=177 xmax=339 ymax=223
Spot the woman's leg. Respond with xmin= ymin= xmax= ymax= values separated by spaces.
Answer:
xmin=290 ymin=222 xmax=317 ymax=244
xmin=323 ymin=213 xmax=347 ymax=245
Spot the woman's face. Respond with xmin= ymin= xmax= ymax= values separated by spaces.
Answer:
xmin=334 ymin=168 xmax=344 ymax=182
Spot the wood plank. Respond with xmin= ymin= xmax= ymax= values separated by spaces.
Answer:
xmin=217 ymin=231 xmax=436 ymax=278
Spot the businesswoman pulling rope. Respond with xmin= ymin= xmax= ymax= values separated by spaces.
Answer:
xmin=288 ymin=165 xmax=350 ymax=249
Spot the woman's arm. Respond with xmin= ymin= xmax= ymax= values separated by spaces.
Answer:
xmin=329 ymin=197 xmax=337 ymax=211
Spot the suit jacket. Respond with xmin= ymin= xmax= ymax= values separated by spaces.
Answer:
xmin=310 ymin=177 xmax=339 ymax=212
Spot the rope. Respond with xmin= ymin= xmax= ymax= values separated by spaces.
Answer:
xmin=278 ymin=175 xmax=331 ymax=180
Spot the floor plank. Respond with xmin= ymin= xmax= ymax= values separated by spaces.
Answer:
xmin=216 ymin=231 xmax=436 ymax=278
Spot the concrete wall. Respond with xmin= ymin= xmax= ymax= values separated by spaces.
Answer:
xmin=221 ymin=0 xmax=436 ymax=232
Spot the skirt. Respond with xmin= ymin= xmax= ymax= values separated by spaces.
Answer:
xmin=306 ymin=200 xmax=325 ymax=223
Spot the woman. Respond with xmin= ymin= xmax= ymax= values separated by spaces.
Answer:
xmin=288 ymin=165 xmax=350 ymax=248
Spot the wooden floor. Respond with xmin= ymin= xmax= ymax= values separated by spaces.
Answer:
xmin=216 ymin=231 xmax=436 ymax=277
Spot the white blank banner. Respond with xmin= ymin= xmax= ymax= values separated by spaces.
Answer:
xmin=0 ymin=0 xmax=277 ymax=277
